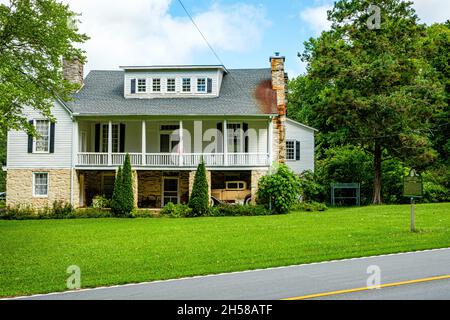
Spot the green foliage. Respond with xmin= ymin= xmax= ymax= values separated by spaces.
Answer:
xmin=110 ymin=154 xmax=135 ymax=217
xmin=208 ymin=204 xmax=271 ymax=217
xmin=52 ymin=201 xmax=74 ymax=218
xmin=0 ymin=206 xmax=113 ymax=220
xmin=92 ymin=195 xmax=110 ymax=209
xmin=110 ymin=167 xmax=123 ymax=216
xmin=298 ymin=170 xmax=327 ymax=203
xmin=188 ymin=160 xmax=209 ymax=216
xmin=131 ymin=210 xmax=158 ymax=219
xmin=293 ymin=201 xmax=328 ymax=212
xmin=257 ymin=165 xmax=301 ymax=214
xmin=0 ymin=0 xmax=88 ymax=135
xmin=294 ymin=0 xmax=446 ymax=203
xmin=0 ymin=200 xmax=5 ymax=209
xmin=161 ymin=203 xmax=193 ymax=218
xmin=0 ymin=130 xmax=6 ymax=192
xmin=421 ymin=165 xmax=450 ymax=203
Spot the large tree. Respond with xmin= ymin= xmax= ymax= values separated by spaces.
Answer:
xmin=0 ymin=0 xmax=88 ymax=136
xmin=297 ymin=0 xmax=445 ymax=204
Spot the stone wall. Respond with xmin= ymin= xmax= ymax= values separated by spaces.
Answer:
xmin=6 ymin=169 xmax=72 ymax=209
xmin=63 ymin=58 xmax=84 ymax=87
xmin=250 ymin=170 xmax=268 ymax=205
xmin=270 ymin=55 xmax=287 ymax=164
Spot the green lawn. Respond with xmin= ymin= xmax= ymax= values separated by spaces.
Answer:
xmin=0 ymin=203 xmax=449 ymax=298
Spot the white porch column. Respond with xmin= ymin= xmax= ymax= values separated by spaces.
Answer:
xmin=179 ymin=120 xmax=184 ymax=166
xmin=108 ymin=120 xmax=112 ymax=166
xmin=141 ymin=120 xmax=146 ymax=166
xmin=72 ymin=120 xmax=79 ymax=166
xmin=223 ymin=120 xmax=228 ymax=166
xmin=268 ymin=117 xmax=273 ymax=165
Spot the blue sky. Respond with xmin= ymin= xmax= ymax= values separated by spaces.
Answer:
xmin=56 ymin=0 xmax=449 ymax=78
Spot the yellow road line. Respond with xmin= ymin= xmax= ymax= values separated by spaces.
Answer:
xmin=284 ymin=274 xmax=450 ymax=300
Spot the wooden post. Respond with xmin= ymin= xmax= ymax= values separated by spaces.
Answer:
xmin=141 ymin=120 xmax=146 ymax=166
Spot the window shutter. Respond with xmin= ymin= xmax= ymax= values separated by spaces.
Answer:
xmin=216 ymin=122 xmax=223 ymax=153
xmin=296 ymin=141 xmax=301 ymax=161
xmin=28 ymin=120 xmax=34 ymax=153
xmin=207 ymin=78 xmax=213 ymax=93
xmin=243 ymin=123 xmax=249 ymax=153
xmin=120 ymin=123 xmax=126 ymax=153
xmin=49 ymin=122 xmax=56 ymax=153
xmin=94 ymin=124 xmax=100 ymax=153
xmin=131 ymin=79 xmax=136 ymax=94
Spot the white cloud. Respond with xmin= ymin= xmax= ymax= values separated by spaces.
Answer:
xmin=61 ymin=0 xmax=269 ymax=72
xmin=412 ymin=0 xmax=450 ymax=24
xmin=299 ymin=4 xmax=333 ymax=35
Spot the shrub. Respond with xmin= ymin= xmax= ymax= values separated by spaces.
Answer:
xmin=0 ymin=200 xmax=5 ymax=210
xmin=293 ymin=201 xmax=328 ymax=212
xmin=423 ymin=182 xmax=450 ymax=203
xmin=188 ymin=160 xmax=209 ymax=216
xmin=257 ymin=164 xmax=301 ymax=214
xmin=92 ymin=195 xmax=110 ymax=209
xmin=161 ymin=203 xmax=193 ymax=218
xmin=298 ymin=171 xmax=326 ymax=203
xmin=208 ymin=204 xmax=271 ymax=217
xmin=52 ymin=201 xmax=74 ymax=218
xmin=131 ymin=209 xmax=159 ymax=219
xmin=110 ymin=166 xmax=123 ymax=215
xmin=121 ymin=154 xmax=135 ymax=215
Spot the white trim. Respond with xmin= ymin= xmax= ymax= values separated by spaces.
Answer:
xmin=196 ymin=77 xmax=207 ymax=93
xmin=32 ymin=172 xmax=49 ymax=198
xmin=286 ymin=118 xmax=318 ymax=132
xmin=32 ymin=119 xmax=51 ymax=154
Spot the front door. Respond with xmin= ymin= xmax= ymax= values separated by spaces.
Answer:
xmin=162 ymin=178 xmax=179 ymax=206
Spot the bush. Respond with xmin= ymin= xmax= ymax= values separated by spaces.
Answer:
xmin=298 ymin=171 xmax=326 ymax=203
xmin=92 ymin=195 xmax=110 ymax=209
xmin=161 ymin=203 xmax=193 ymax=218
xmin=0 ymin=200 xmax=5 ymax=210
xmin=70 ymin=208 xmax=112 ymax=219
xmin=188 ymin=160 xmax=209 ymax=216
xmin=257 ymin=164 xmax=301 ymax=214
xmin=111 ymin=154 xmax=135 ymax=217
xmin=208 ymin=204 xmax=271 ymax=217
xmin=131 ymin=209 xmax=159 ymax=219
xmin=52 ymin=201 xmax=74 ymax=218
xmin=110 ymin=166 xmax=123 ymax=215
xmin=293 ymin=201 xmax=328 ymax=212
xmin=423 ymin=182 xmax=450 ymax=203
xmin=0 ymin=206 xmax=113 ymax=220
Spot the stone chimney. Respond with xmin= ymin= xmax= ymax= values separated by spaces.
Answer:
xmin=63 ymin=58 xmax=84 ymax=87
xmin=270 ymin=52 xmax=287 ymax=164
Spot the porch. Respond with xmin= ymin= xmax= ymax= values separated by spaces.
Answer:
xmin=74 ymin=119 xmax=274 ymax=168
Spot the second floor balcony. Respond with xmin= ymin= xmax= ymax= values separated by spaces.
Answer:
xmin=75 ymin=118 xmax=274 ymax=169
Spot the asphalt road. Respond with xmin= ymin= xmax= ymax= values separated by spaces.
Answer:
xmin=11 ymin=248 xmax=450 ymax=300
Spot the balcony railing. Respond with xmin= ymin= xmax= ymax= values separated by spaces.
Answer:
xmin=77 ymin=152 xmax=270 ymax=167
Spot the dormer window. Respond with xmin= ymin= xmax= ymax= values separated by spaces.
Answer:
xmin=152 ymin=78 xmax=161 ymax=92
xmin=182 ymin=78 xmax=191 ymax=92
xmin=167 ymin=78 xmax=176 ymax=92
xmin=197 ymin=78 xmax=206 ymax=93
xmin=137 ymin=79 xmax=147 ymax=93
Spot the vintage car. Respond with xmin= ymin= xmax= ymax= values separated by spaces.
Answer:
xmin=211 ymin=181 xmax=252 ymax=205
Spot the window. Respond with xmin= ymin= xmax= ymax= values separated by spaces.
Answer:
xmin=33 ymin=173 xmax=48 ymax=197
xmin=34 ymin=120 xmax=50 ymax=153
xmin=137 ymin=79 xmax=147 ymax=92
xmin=197 ymin=78 xmax=206 ymax=93
xmin=101 ymin=124 xmax=120 ymax=153
xmin=167 ymin=78 xmax=176 ymax=92
xmin=152 ymin=78 xmax=161 ymax=92
xmin=182 ymin=78 xmax=191 ymax=92
xmin=286 ymin=140 xmax=300 ymax=161
xmin=102 ymin=174 xmax=115 ymax=199
xmin=227 ymin=123 xmax=242 ymax=153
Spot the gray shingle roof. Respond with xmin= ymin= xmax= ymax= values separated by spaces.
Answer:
xmin=66 ymin=68 xmax=277 ymax=116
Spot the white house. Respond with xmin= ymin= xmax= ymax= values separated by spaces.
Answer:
xmin=5 ymin=55 xmax=317 ymax=209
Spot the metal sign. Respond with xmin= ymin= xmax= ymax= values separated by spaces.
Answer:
xmin=403 ymin=169 xmax=423 ymax=198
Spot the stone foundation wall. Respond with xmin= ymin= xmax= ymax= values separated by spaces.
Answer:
xmin=251 ymin=170 xmax=268 ymax=205
xmin=6 ymin=169 xmax=72 ymax=209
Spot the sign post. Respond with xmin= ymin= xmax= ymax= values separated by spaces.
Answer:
xmin=403 ymin=169 xmax=423 ymax=232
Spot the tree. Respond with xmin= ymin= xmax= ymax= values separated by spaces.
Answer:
xmin=188 ymin=160 xmax=209 ymax=216
xmin=0 ymin=0 xmax=88 ymax=136
xmin=121 ymin=154 xmax=134 ymax=215
xmin=110 ymin=166 xmax=123 ymax=216
xmin=297 ymin=0 xmax=445 ymax=204
xmin=257 ymin=165 xmax=301 ymax=214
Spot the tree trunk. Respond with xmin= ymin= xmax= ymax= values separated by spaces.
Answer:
xmin=373 ymin=142 xmax=382 ymax=205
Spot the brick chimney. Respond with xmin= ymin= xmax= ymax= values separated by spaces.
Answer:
xmin=63 ymin=58 xmax=84 ymax=88
xmin=270 ymin=53 xmax=287 ymax=164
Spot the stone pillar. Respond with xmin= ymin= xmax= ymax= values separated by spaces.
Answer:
xmin=132 ymin=170 xmax=138 ymax=208
xmin=270 ymin=53 xmax=287 ymax=164
xmin=251 ymin=170 xmax=268 ymax=205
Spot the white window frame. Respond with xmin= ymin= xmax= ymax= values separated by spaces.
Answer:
xmin=182 ymin=78 xmax=191 ymax=93
xmin=286 ymin=140 xmax=296 ymax=161
xmin=227 ymin=122 xmax=244 ymax=153
xmin=137 ymin=79 xmax=147 ymax=93
xmin=152 ymin=78 xmax=161 ymax=92
xmin=33 ymin=119 xmax=51 ymax=154
xmin=166 ymin=78 xmax=176 ymax=93
xmin=33 ymin=172 xmax=49 ymax=197
xmin=197 ymin=78 xmax=206 ymax=93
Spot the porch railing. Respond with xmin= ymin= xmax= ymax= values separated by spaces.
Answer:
xmin=77 ymin=153 xmax=270 ymax=167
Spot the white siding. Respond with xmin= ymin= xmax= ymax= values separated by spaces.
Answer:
xmin=7 ymin=101 xmax=74 ymax=169
xmin=124 ymin=70 xmax=222 ymax=99
xmin=285 ymin=119 xmax=316 ymax=174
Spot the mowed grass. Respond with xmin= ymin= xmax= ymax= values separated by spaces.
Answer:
xmin=0 ymin=203 xmax=449 ymax=297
